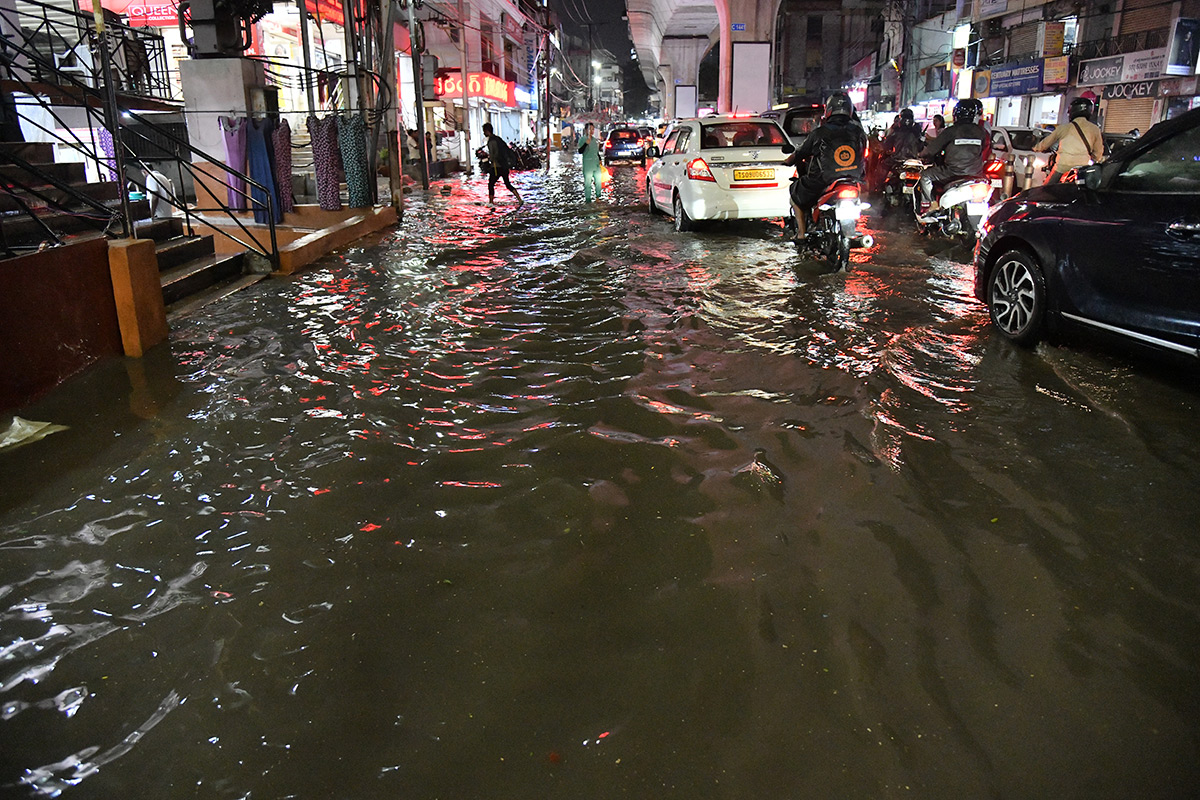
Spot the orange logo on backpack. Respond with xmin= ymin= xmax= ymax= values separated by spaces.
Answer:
xmin=833 ymin=145 xmax=857 ymax=170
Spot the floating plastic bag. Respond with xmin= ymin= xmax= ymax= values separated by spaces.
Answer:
xmin=0 ymin=417 xmax=68 ymax=452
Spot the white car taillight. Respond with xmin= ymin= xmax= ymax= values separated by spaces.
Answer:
xmin=686 ymin=158 xmax=716 ymax=182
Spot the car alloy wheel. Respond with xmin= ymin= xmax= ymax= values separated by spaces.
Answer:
xmin=988 ymin=249 xmax=1046 ymax=346
xmin=673 ymin=194 xmax=695 ymax=232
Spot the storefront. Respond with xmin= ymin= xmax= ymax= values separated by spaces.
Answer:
xmin=1078 ymin=48 xmax=1166 ymax=133
xmin=973 ymin=58 xmax=1065 ymax=128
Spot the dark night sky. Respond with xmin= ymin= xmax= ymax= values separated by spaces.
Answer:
xmin=551 ymin=0 xmax=634 ymax=60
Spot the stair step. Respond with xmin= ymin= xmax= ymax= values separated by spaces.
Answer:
xmin=155 ymin=234 xmax=214 ymax=270
xmin=160 ymin=250 xmax=245 ymax=306
xmin=0 ymin=161 xmax=86 ymax=184
xmin=165 ymin=265 xmax=261 ymax=317
xmin=133 ymin=217 xmax=185 ymax=242
xmin=0 ymin=180 xmax=120 ymax=213
xmin=0 ymin=142 xmax=55 ymax=164
xmin=0 ymin=200 xmax=150 ymax=245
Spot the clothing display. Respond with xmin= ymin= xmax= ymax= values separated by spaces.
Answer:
xmin=246 ymin=117 xmax=281 ymax=225
xmin=272 ymin=118 xmax=295 ymax=214
xmin=337 ymin=113 xmax=371 ymax=208
xmin=220 ymin=116 xmax=248 ymax=210
xmin=97 ymin=127 xmax=116 ymax=182
xmin=307 ymin=114 xmax=342 ymax=211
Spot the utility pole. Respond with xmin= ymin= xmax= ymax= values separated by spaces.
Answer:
xmin=406 ymin=0 xmax=430 ymax=189
xmin=457 ymin=0 xmax=471 ymax=173
xmin=543 ymin=27 xmax=551 ymax=171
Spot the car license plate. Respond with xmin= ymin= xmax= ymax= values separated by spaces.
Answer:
xmin=734 ymin=168 xmax=774 ymax=181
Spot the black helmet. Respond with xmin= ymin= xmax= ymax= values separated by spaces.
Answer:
xmin=952 ymin=99 xmax=983 ymax=124
xmin=1068 ymin=96 xmax=1094 ymax=120
xmin=824 ymin=91 xmax=855 ymax=120
xmin=899 ymin=108 xmax=914 ymax=124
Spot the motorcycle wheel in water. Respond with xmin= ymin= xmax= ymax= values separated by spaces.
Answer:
xmin=881 ymin=158 xmax=923 ymax=215
xmin=787 ymin=179 xmax=874 ymax=272
xmin=913 ymin=170 xmax=994 ymax=243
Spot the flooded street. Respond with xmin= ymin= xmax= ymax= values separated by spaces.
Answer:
xmin=3 ymin=156 xmax=1199 ymax=798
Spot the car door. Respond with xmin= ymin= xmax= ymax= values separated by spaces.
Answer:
xmin=653 ymin=126 xmax=692 ymax=208
xmin=1057 ymin=122 xmax=1200 ymax=348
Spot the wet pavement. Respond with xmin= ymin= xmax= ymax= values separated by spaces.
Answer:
xmin=2 ymin=155 xmax=1199 ymax=798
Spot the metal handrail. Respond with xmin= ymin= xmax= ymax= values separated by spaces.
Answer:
xmin=7 ymin=0 xmax=173 ymax=101
xmin=0 ymin=15 xmax=279 ymax=266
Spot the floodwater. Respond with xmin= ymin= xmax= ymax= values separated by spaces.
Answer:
xmin=2 ymin=157 xmax=1199 ymax=799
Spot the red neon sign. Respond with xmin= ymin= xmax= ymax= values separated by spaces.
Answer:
xmin=434 ymin=71 xmax=517 ymax=107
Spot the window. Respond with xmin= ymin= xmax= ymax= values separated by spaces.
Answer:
xmin=670 ymin=128 xmax=692 ymax=154
xmin=699 ymin=122 xmax=789 ymax=148
xmin=1111 ymin=125 xmax=1200 ymax=193
xmin=991 ymin=131 xmax=1009 ymax=151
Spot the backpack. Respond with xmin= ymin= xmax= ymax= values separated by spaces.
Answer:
xmin=814 ymin=121 xmax=865 ymax=181
xmin=494 ymin=137 xmax=514 ymax=170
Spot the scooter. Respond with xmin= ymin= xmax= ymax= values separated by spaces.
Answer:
xmin=881 ymin=157 xmax=924 ymax=214
xmin=786 ymin=177 xmax=874 ymax=272
xmin=912 ymin=164 xmax=995 ymax=240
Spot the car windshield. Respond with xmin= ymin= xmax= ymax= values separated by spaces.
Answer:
xmin=609 ymin=130 xmax=639 ymax=141
xmin=699 ymin=122 xmax=788 ymax=148
xmin=785 ymin=113 xmax=821 ymax=137
xmin=1007 ymin=129 xmax=1047 ymax=150
xmin=1111 ymin=124 xmax=1200 ymax=193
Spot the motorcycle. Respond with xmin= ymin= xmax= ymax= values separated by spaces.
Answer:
xmin=786 ymin=177 xmax=874 ymax=272
xmin=911 ymin=163 xmax=997 ymax=240
xmin=881 ymin=157 xmax=924 ymax=214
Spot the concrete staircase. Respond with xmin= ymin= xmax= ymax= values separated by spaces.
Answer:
xmin=134 ymin=217 xmax=265 ymax=318
xmin=0 ymin=140 xmax=263 ymax=315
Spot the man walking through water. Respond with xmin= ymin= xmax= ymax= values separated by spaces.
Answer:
xmin=482 ymin=122 xmax=522 ymax=206
xmin=578 ymin=122 xmax=603 ymax=202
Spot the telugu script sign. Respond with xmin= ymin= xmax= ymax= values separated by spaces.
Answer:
xmin=434 ymin=71 xmax=518 ymax=107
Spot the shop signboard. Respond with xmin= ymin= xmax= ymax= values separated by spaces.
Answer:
xmin=972 ymin=69 xmax=991 ymax=98
xmin=1165 ymin=17 xmax=1200 ymax=76
xmin=434 ymin=71 xmax=517 ymax=107
xmin=1038 ymin=22 xmax=1065 ymax=57
xmin=988 ymin=59 xmax=1043 ymax=96
xmin=1102 ymin=80 xmax=1161 ymax=100
xmin=1078 ymin=48 xmax=1166 ymax=84
xmin=979 ymin=0 xmax=1008 ymax=19
xmin=1043 ymin=56 xmax=1070 ymax=84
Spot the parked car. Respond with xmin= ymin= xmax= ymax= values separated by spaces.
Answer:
xmin=974 ymin=106 xmax=1200 ymax=361
xmin=1102 ymin=131 xmax=1138 ymax=157
xmin=989 ymin=125 xmax=1053 ymax=192
xmin=771 ymin=102 xmax=825 ymax=149
xmin=603 ymin=127 xmax=646 ymax=165
xmin=646 ymin=115 xmax=795 ymax=232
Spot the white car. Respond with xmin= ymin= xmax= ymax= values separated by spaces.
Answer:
xmin=646 ymin=115 xmax=796 ymax=232
xmin=990 ymin=126 xmax=1053 ymax=192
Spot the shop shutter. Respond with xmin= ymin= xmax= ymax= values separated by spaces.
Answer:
xmin=1119 ymin=0 xmax=1165 ymax=35
xmin=1103 ymin=97 xmax=1155 ymax=133
xmin=1008 ymin=24 xmax=1038 ymax=58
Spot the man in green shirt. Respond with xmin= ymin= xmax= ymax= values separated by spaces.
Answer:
xmin=579 ymin=123 xmax=603 ymax=202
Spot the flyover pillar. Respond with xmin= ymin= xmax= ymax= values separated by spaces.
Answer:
xmin=716 ymin=0 xmax=779 ymax=113
xmin=660 ymin=36 xmax=708 ymax=117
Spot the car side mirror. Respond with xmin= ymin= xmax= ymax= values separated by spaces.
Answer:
xmin=782 ymin=143 xmax=795 ymax=154
xmin=1077 ymin=164 xmax=1102 ymax=191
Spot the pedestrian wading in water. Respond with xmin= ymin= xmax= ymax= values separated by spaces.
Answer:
xmin=578 ymin=122 xmax=603 ymax=202
xmin=483 ymin=122 xmax=522 ymax=206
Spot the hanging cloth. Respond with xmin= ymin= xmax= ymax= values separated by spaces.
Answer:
xmin=97 ymin=127 xmax=117 ymax=182
xmin=307 ymin=114 xmax=342 ymax=211
xmin=337 ymin=113 xmax=371 ymax=208
xmin=246 ymin=118 xmax=281 ymax=224
xmin=220 ymin=116 xmax=249 ymax=210
xmin=272 ymin=118 xmax=295 ymax=214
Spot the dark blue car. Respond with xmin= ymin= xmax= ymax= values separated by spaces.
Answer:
xmin=974 ymin=106 xmax=1200 ymax=360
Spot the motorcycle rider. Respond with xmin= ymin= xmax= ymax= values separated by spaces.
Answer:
xmin=1033 ymin=96 xmax=1103 ymax=184
xmin=916 ymin=98 xmax=990 ymax=216
xmin=783 ymin=91 xmax=868 ymax=241
xmin=881 ymin=108 xmax=925 ymax=174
